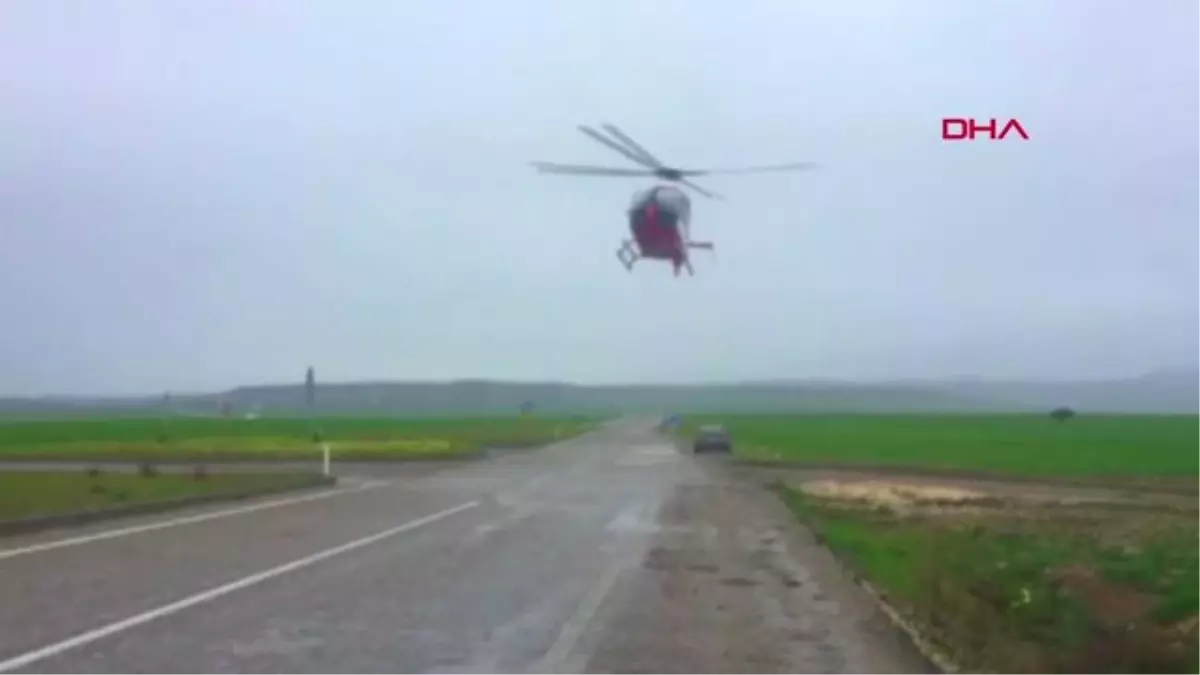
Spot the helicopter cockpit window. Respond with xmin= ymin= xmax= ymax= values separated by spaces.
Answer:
xmin=629 ymin=187 xmax=656 ymax=210
xmin=655 ymin=186 xmax=687 ymax=209
xmin=655 ymin=187 xmax=691 ymax=223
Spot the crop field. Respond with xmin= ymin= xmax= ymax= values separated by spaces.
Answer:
xmin=683 ymin=414 xmax=1199 ymax=479
xmin=0 ymin=416 xmax=596 ymax=461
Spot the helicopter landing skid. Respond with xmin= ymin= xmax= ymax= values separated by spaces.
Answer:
xmin=616 ymin=240 xmax=638 ymax=271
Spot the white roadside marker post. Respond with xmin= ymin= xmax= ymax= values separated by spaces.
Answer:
xmin=322 ymin=443 xmax=331 ymax=477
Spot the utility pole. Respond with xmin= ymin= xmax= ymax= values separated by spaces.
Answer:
xmin=305 ymin=365 xmax=318 ymax=438
xmin=305 ymin=366 xmax=328 ymax=475
xmin=305 ymin=366 xmax=316 ymax=409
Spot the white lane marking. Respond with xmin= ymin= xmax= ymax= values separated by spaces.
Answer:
xmin=0 ymin=500 xmax=480 ymax=673
xmin=0 ymin=480 xmax=387 ymax=562
xmin=533 ymin=554 xmax=630 ymax=674
xmin=615 ymin=443 xmax=676 ymax=467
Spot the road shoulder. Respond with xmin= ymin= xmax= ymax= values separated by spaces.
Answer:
xmin=579 ymin=456 xmax=934 ymax=674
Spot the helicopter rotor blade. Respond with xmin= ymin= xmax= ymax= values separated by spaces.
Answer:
xmin=678 ymin=178 xmax=723 ymax=200
xmin=599 ymin=124 xmax=667 ymax=169
xmin=678 ymin=162 xmax=820 ymax=176
xmin=577 ymin=126 xmax=659 ymax=170
xmin=531 ymin=161 xmax=657 ymax=177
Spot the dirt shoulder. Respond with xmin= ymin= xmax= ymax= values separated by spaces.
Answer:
xmin=581 ymin=456 xmax=934 ymax=674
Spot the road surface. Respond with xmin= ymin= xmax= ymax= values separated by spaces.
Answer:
xmin=0 ymin=419 xmax=930 ymax=673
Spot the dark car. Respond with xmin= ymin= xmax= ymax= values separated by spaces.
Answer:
xmin=692 ymin=424 xmax=732 ymax=453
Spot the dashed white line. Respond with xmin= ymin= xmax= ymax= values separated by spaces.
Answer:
xmin=0 ymin=479 xmax=386 ymax=562
xmin=533 ymin=554 xmax=631 ymax=674
xmin=0 ymin=500 xmax=480 ymax=673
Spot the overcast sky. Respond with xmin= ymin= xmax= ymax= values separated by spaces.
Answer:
xmin=1 ymin=0 xmax=1197 ymax=395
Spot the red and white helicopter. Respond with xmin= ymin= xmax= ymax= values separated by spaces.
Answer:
xmin=532 ymin=124 xmax=817 ymax=276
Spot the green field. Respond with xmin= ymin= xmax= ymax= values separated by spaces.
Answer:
xmin=0 ymin=416 xmax=596 ymax=461
xmin=685 ymin=414 xmax=1199 ymax=478
xmin=778 ymin=485 xmax=1199 ymax=673
xmin=0 ymin=470 xmax=325 ymax=522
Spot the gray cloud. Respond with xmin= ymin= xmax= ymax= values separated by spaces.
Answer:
xmin=1 ymin=0 xmax=1196 ymax=395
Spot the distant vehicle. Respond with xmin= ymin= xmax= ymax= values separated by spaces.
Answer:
xmin=692 ymin=424 xmax=732 ymax=454
xmin=531 ymin=123 xmax=818 ymax=277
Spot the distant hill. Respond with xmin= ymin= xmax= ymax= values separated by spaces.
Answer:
xmin=931 ymin=367 xmax=1199 ymax=414
xmin=0 ymin=381 xmax=1002 ymax=419
xmin=213 ymin=380 xmax=1010 ymax=417
xmin=1 ymin=368 xmax=1195 ymax=419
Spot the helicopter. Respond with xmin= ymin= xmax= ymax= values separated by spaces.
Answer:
xmin=531 ymin=124 xmax=818 ymax=276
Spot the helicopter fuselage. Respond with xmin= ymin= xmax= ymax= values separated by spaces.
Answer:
xmin=617 ymin=184 xmax=709 ymax=276
xmin=532 ymin=123 xmax=812 ymax=277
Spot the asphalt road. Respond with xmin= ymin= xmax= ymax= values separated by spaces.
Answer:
xmin=0 ymin=419 xmax=931 ymax=673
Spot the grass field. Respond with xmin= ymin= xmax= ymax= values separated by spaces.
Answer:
xmin=712 ymin=414 xmax=1200 ymax=672
xmin=0 ymin=416 xmax=596 ymax=461
xmin=0 ymin=470 xmax=324 ymax=522
xmin=684 ymin=414 xmax=1199 ymax=478
xmin=778 ymin=483 xmax=1198 ymax=673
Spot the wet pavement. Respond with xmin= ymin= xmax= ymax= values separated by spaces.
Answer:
xmin=0 ymin=418 xmax=931 ymax=673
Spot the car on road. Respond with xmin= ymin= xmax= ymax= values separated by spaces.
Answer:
xmin=692 ymin=424 xmax=732 ymax=454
